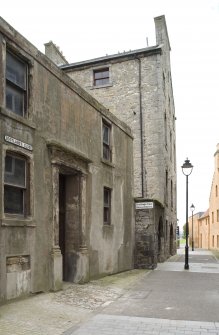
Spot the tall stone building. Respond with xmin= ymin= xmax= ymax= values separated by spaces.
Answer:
xmin=46 ymin=15 xmax=177 ymax=267
xmin=0 ymin=17 xmax=134 ymax=303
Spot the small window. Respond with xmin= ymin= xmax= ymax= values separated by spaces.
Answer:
xmin=216 ymin=185 xmax=218 ymax=197
xmin=165 ymin=170 xmax=168 ymax=205
xmin=6 ymin=51 xmax=27 ymax=116
xmin=170 ymin=131 xmax=172 ymax=161
xmin=102 ymin=121 xmax=111 ymax=161
xmin=212 ymin=211 xmax=214 ymax=224
xmin=94 ymin=68 xmax=109 ymax=86
xmin=4 ymin=153 xmax=29 ymax=215
xmin=217 ymin=209 xmax=219 ymax=222
xmin=103 ymin=187 xmax=111 ymax=225
xmin=171 ymin=180 xmax=173 ymax=208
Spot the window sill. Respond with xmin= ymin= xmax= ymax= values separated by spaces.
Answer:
xmin=1 ymin=217 xmax=35 ymax=227
xmin=102 ymin=224 xmax=114 ymax=235
xmin=101 ymin=158 xmax=115 ymax=168
xmin=90 ymin=83 xmax=113 ymax=90
xmin=0 ymin=107 xmax=36 ymax=129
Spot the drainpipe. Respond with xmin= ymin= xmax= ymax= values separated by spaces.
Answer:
xmin=137 ymin=57 xmax=144 ymax=198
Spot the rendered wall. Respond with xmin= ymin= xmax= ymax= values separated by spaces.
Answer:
xmin=0 ymin=17 xmax=134 ymax=303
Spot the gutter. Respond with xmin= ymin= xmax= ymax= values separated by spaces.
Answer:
xmin=60 ymin=45 xmax=162 ymax=71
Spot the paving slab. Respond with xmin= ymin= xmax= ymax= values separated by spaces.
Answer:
xmin=1 ymin=248 xmax=219 ymax=335
xmin=67 ymin=248 xmax=219 ymax=334
xmin=66 ymin=314 xmax=219 ymax=335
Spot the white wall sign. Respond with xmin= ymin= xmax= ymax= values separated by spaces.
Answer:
xmin=4 ymin=135 xmax=33 ymax=151
xmin=135 ymin=202 xmax=154 ymax=209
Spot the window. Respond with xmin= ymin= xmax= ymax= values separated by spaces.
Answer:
xmin=103 ymin=187 xmax=111 ymax=225
xmin=171 ymin=180 xmax=173 ymax=208
xmin=102 ymin=121 xmax=111 ymax=161
xmin=212 ymin=211 xmax=214 ymax=223
xmin=164 ymin=112 xmax=167 ymax=147
xmin=4 ymin=153 xmax=29 ymax=215
xmin=6 ymin=51 xmax=27 ymax=116
xmin=216 ymin=185 xmax=218 ymax=197
xmin=170 ymin=131 xmax=172 ymax=161
xmin=217 ymin=209 xmax=219 ymax=222
xmin=212 ymin=235 xmax=215 ymax=247
xmin=165 ymin=170 xmax=168 ymax=205
xmin=93 ymin=68 xmax=109 ymax=86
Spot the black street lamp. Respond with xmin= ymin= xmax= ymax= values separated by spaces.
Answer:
xmin=190 ymin=204 xmax=195 ymax=251
xmin=182 ymin=158 xmax=193 ymax=270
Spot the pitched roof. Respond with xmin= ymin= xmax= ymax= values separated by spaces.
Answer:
xmin=60 ymin=45 xmax=162 ymax=70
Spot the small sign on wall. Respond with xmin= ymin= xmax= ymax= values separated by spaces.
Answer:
xmin=4 ymin=135 xmax=33 ymax=151
xmin=135 ymin=202 xmax=154 ymax=210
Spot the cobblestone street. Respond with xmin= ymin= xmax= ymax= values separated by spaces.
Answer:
xmin=0 ymin=270 xmax=146 ymax=335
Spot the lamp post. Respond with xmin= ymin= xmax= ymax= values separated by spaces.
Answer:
xmin=190 ymin=204 xmax=195 ymax=251
xmin=182 ymin=158 xmax=193 ymax=270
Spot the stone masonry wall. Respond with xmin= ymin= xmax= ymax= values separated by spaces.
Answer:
xmin=67 ymin=56 xmax=160 ymax=200
xmin=61 ymin=15 xmax=177 ymax=264
xmin=134 ymin=207 xmax=157 ymax=268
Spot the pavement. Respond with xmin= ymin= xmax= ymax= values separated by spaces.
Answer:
xmin=1 ymin=246 xmax=219 ymax=334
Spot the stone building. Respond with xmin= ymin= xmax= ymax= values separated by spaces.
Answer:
xmin=0 ymin=17 xmax=134 ymax=303
xmin=188 ymin=211 xmax=205 ymax=249
xmin=191 ymin=144 xmax=219 ymax=250
xmin=208 ymin=144 xmax=219 ymax=249
xmin=46 ymin=15 xmax=177 ymax=267
xmin=196 ymin=210 xmax=209 ymax=249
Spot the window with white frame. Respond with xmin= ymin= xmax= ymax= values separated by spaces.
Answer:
xmin=6 ymin=51 xmax=28 ymax=116
xmin=4 ymin=153 xmax=29 ymax=215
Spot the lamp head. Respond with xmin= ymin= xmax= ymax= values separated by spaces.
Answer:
xmin=182 ymin=158 xmax=193 ymax=176
xmin=190 ymin=203 xmax=195 ymax=213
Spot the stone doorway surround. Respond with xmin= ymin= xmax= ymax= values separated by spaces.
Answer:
xmin=47 ymin=140 xmax=92 ymax=290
